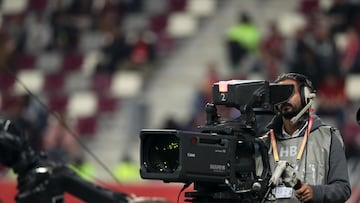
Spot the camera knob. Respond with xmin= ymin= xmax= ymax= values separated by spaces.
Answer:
xmin=252 ymin=182 xmax=261 ymax=191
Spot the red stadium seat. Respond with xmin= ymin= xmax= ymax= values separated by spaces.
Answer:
xmin=27 ymin=0 xmax=48 ymax=12
xmin=91 ymin=73 xmax=112 ymax=94
xmin=62 ymin=52 xmax=84 ymax=72
xmin=11 ymin=52 xmax=36 ymax=70
xmin=97 ymin=95 xmax=118 ymax=113
xmin=0 ymin=93 xmax=21 ymax=111
xmin=149 ymin=14 xmax=168 ymax=34
xmin=169 ymin=0 xmax=187 ymax=12
xmin=43 ymin=73 xmax=65 ymax=94
xmin=47 ymin=94 xmax=68 ymax=114
xmin=0 ymin=72 xmax=16 ymax=93
xmin=76 ymin=116 xmax=97 ymax=138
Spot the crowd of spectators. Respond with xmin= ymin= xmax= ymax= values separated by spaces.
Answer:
xmin=1 ymin=0 xmax=360 ymax=199
xmin=224 ymin=0 xmax=360 ymax=80
xmin=0 ymin=0 xmax=178 ymax=180
xmin=0 ymin=0 xmax=159 ymax=76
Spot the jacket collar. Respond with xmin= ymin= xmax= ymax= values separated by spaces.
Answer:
xmin=266 ymin=113 xmax=323 ymax=139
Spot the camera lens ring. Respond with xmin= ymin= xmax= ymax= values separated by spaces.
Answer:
xmin=143 ymin=133 xmax=179 ymax=173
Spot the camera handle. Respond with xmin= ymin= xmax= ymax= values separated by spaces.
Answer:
xmin=205 ymin=103 xmax=220 ymax=125
xmin=261 ymin=160 xmax=302 ymax=203
xmin=268 ymin=160 xmax=301 ymax=189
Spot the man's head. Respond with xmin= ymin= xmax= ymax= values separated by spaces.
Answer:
xmin=274 ymin=73 xmax=315 ymax=120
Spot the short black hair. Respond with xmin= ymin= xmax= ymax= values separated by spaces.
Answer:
xmin=274 ymin=73 xmax=314 ymax=92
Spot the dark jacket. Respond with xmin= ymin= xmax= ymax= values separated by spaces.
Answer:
xmin=266 ymin=114 xmax=351 ymax=203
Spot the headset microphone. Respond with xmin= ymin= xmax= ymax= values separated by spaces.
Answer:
xmin=290 ymin=93 xmax=316 ymax=124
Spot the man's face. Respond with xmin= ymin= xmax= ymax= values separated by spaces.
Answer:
xmin=278 ymin=79 xmax=302 ymax=119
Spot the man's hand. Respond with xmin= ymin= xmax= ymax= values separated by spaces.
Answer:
xmin=295 ymin=182 xmax=313 ymax=202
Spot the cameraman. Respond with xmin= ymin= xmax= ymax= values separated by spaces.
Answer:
xmin=266 ymin=73 xmax=351 ymax=202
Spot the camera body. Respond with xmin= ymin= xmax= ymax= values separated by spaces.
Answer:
xmin=140 ymin=80 xmax=294 ymax=202
xmin=141 ymin=130 xmax=235 ymax=183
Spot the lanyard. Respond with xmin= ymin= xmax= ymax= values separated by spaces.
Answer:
xmin=270 ymin=116 xmax=314 ymax=162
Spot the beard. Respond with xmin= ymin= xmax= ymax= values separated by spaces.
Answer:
xmin=279 ymin=103 xmax=301 ymax=119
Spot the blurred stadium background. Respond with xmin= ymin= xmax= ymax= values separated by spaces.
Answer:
xmin=0 ymin=0 xmax=360 ymax=202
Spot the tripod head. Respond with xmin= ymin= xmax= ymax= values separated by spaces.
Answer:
xmin=0 ymin=116 xmax=43 ymax=176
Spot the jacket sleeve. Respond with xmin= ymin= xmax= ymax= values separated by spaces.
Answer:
xmin=309 ymin=133 xmax=351 ymax=203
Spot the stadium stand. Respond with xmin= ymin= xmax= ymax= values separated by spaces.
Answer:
xmin=0 ymin=72 xmax=15 ymax=93
xmin=1 ymin=0 xmax=360 ymax=202
xmin=13 ymin=69 xmax=44 ymax=95
xmin=166 ymin=12 xmax=197 ymax=38
xmin=36 ymin=51 xmax=62 ymax=73
xmin=346 ymin=74 xmax=360 ymax=101
xmin=11 ymin=52 xmax=36 ymax=70
xmin=66 ymin=91 xmax=97 ymax=119
xmin=110 ymin=70 xmax=143 ymax=98
xmin=43 ymin=72 xmax=65 ymax=94
xmin=187 ymin=0 xmax=216 ymax=17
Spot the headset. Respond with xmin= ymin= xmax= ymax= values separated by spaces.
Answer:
xmin=275 ymin=73 xmax=316 ymax=123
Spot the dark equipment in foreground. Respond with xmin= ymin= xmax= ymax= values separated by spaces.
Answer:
xmin=140 ymin=80 xmax=295 ymax=202
xmin=0 ymin=117 xmax=129 ymax=203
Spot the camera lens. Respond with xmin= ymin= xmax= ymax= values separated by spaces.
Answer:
xmin=143 ymin=134 xmax=179 ymax=173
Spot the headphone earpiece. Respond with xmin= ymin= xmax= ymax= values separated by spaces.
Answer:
xmin=301 ymin=86 xmax=311 ymax=107
xmin=300 ymin=79 xmax=316 ymax=108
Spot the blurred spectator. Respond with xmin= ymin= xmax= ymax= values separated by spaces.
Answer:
xmin=315 ymin=73 xmax=347 ymax=129
xmin=42 ymin=112 xmax=82 ymax=164
xmin=290 ymin=27 xmax=322 ymax=88
xmin=25 ymin=13 xmax=53 ymax=53
xmin=341 ymin=26 xmax=360 ymax=73
xmin=226 ymin=12 xmax=260 ymax=72
xmin=42 ymin=105 xmax=95 ymax=181
xmin=128 ymin=31 xmax=157 ymax=72
xmin=341 ymin=110 xmax=360 ymax=158
xmin=261 ymin=22 xmax=284 ymax=60
xmin=191 ymin=62 xmax=220 ymax=118
xmin=0 ymin=29 xmax=15 ymax=72
xmin=311 ymin=25 xmax=340 ymax=75
xmin=259 ymin=21 xmax=286 ymax=80
xmin=113 ymin=154 xmax=141 ymax=183
xmin=96 ymin=26 xmax=158 ymax=75
xmin=97 ymin=12 xmax=120 ymax=34
xmin=3 ymin=13 xmax=27 ymax=53
xmin=96 ymin=29 xmax=130 ymax=74
xmin=21 ymin=94 xmax=48 ymax=147
xmin=49 ymin=0 xmax=80 ymax=51
xmin=341 ymin=111 xmax=360 ymax=203
xmin=326 ymin=0 xmax=356 ymax=36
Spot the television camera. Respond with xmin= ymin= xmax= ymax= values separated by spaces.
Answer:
xmin=140 ymin=80 xmax=295 ymax=202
